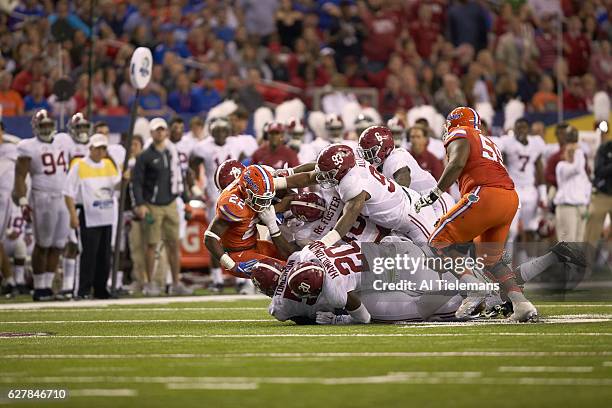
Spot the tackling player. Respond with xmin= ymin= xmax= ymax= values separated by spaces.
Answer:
xmin=414 ymin=106 xmax=537 ymax=322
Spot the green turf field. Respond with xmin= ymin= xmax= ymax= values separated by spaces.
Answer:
xmin=1 ymin=296 xmax=612 ymax=408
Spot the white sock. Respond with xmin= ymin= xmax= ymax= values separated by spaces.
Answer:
xmin=235 ymin=277 xmax=247 ymax=285
xmin=33 ymin=274 xmax=45 ymax=289
xmin=4 ymin=276 xmax=16 ymax=286
xmin=211 ymin=267 xmax=224 ymax=285
xmin=517 ymin=252 xmax=557 ymax=283
xmin=62 ymin=258 xmax=76 ymax=291
xmin=14 ymin=265 xmax=25 ymax=285
xmin=44 ymin=272 xmax=55 ymax=289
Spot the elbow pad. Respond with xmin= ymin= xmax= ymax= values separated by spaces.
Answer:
xmin=348 ymin=303 xmax=371 ymax=324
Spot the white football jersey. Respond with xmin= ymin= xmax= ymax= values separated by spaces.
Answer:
xmin=269 ymin=243 xmax=363 ymax=321
xmin=107 ymin=144 xmax=126 ymax=170
xmin=498 ymin=135 xmax=546 ymax=189
xmin=382 ymin=148 xmax=437 ymax=193
xmin=309 ymin=137 xmax=330 ymax=158
xmin=227 ymin=134 xmax=258 ymax=159
xmin=17 ymin=135 xmax=70 ymax=194
xmin=54 ymin=133 xmax=89 ymax=164
xmin=0 ymin=141 xmax=18 ymax=191
xmin=337 ymin=158 xmax=408 ymax=230
xmin=296 ymin=142 xmax=317 ymax=164
xmin=172 ymin=136 xmax=195 ymax=175
xmin=192 ymin=138 xmax=239 ymax=193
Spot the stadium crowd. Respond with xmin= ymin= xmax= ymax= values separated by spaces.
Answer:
xmin=0 ymin=0 xmax=610 ymax=300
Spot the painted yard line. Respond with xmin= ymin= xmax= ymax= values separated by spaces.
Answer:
xmin=0 ymin=294 xmax=267 ymax=310
xmin=0 ymin=319 xmax=274 ymax=324
xmin=400 ymin=317 xmax=612 ymax=327
xmin=70 ymin=389 xmax=138 ymax=397
xmin=2 ymin=374 xmax=612 ymax=388
xmin=0 ymin=307 xmax=266 ymax=313
xmin=498 ymin=366 xmax=594 ymax=373
xmin=167 ymin=383 xmax=258 ymax=390
xmin=603 ymin=361 xmax=612 ymax=367
xmin=2 ymin=332 xmax=612 ymax=339
xmin=539 ymin=304 xmax=612 ymax=308
xmin=3 ymin=351 xmax=612 ymax=359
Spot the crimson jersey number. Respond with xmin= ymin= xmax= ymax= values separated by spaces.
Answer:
xmin=323 ymin=243 xmax=363 ymax=276
xmin=368 ymin=165 xmax=396 ymax=193
xmin=41 ymin=152 xmax=68 ymax=175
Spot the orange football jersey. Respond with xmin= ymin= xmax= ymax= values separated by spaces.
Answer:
xmin=215 ymin=183 xmax=258 ymax=250
xmin=445 ymin=126 xmax=514 ymax=196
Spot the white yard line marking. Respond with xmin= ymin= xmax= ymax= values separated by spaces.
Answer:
xmin=167 ymin=383 xmax=258 ymax=390
xmin=602 ymin=361 xmax=612 ymax=367
xmin=0 ymin=319 xmax=273 ymax=324
xmin=498 ymin=366 xmax=594 ymax=373
xmin=400 ymin=316 xmax=612 ymax=327
xmin=2 ymin=332 xmax=612 ymax=339
xmin=70 ymin=389 xmax=138 ymax=397
xmin=0 ymin=294 xmax=267 ymax=310
xmin=3 ymin=351 xmax=612 ymax=359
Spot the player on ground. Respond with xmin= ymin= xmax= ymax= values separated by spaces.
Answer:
xmin=274 ymin=144 xmax=436 ymax=246
xmin=414 ymin=106 xmax=537 ymax=322
xmin=358 ymin=125 xmax=455 ymax=220
xmin=497 ymin=118 xmax=548 ymax=243
xmin=204 ymin=165 xmax=285 ymax=278
xmin=12 ymin=110 xmax=70 ymax=301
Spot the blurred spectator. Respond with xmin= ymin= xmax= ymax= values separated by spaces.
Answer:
xmin=563 ymin=76 xmax=587 ymax=111
xmin=186 ymin=117 xmax=206 ymax=141
xmin=358 ymin=0 xmax=400 ymax=69
xmin=11 ymin=56 xmax=47 ymax=97
xmin=129 ymin=83 xmax=167 ymax=117
xmin=49 ymin=0 xmax=91 ymax=39
xmin=241 ymin=0 xmax=279 ymax=41
xmin=564 ymin=16 xmax=591 ymax=77
xmin=495 ymin=16 xmax=538 ymax=79
xmin=434 ymin=74 xmax=467 ymax=116
xmin=275 ymin=0 xmax=303 ymax=50
xmin=23 ymin=80 xmax=50 ymax=114
xmin=0 ymin=71 xmax=24 ymax=117
xmin=535 ymin=15 xmax=558 ymax=73
xmin=329 ymin=1 xmax=365 ymax=72
xmin=123 ymin=3 xmax=152 ymax=37
xmin=553 ymin=141 xmax=591 ymax=242
xmin=517 ymin=59 xmax=541 ymax=104
xmin=545 ymin=124 xmax=583 ymax=188
xmin=252 ymin=122 xmax=299 ymax=169
xmin=409 ymin=126 xmax=443 ymax=180
xmin=495 ymin=73 xmax=518 ymax=108
xmin=409 ymin=3 xmax=442 ymax=61
xmin=585 ymin=122 xmax=611 ymax=246
xmin=531 ymin=75 xmax=558 ymax=112
xmin=447 ymin=0 xmax=488 ymax=52
xmin=590 ymin=41 xmax=612 ymax=92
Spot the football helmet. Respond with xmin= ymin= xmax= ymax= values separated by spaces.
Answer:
xmin=287 ymin=261 xmax=324 ymax=299
xmin=357 ymin=125 xmax=394 ymax=166
xmin=31 ymin=109 xmax=56 ymax=143
xmin=238 ymin=165 xmax=275 ymax=212
xmin=250 ymin=257 xmax=285 ymax=297
xmin=214 ymin=159 xmax=245 ymax=191
xmin=387 ymin=117 xmax=406 ymax=147
xmin=209 ymin=117 xmax=231 ymax=142
xmin=287 ymin=117 xmax=305 ymax=148
xmin=444 ymin=107 xmax=481 ymax=139
xmin=325 ymin=113 xmax=344 ymax=142
xmin=290 ymin=192 xmax=327 ymax=222
xmin=67 ymin=112 xmax=91 ymax=144
xmin=315 ymin=143 xmax=356 ymax=189
xmin=354 ymin=113 xmax=375 ymax=138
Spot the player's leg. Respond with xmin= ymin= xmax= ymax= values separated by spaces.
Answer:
xmin=142 ymin=204 xmax=163 ymax=296
xmin=49 ymin=198 xmax=70 ymax=299
xmin=11 ymin=237 xmax=28 ymax=294
xmin=59 ymin=230 xmax=79 ymax=299
xmin=30 ymin=192 xmax=53 ymax=300
xmin=0 ymin=243 xmax=17 ymax=296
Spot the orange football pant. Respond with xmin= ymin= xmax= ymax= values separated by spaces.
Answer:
xmin=223 ymin=240 xmax=282 ymax=278
xmin=429 ymin=186 xmax=519 ymax=265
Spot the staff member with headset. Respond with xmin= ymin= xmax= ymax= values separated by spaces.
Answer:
xmin=64 ymin=134 xmax=120 ymax=299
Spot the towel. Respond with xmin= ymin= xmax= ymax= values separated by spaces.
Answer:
xmin=166 ymin=142 xmax=184 ymax=196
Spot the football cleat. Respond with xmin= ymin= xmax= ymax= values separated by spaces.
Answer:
xmin=507 ymin=301 xmax=538 ymax=323
xmin=32 ymin=288 xmax=54 ymax=301
xmin=550 ymin=241 xmax=587 ymax=267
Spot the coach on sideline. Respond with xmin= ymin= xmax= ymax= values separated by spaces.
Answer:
xmin=64 ymin=134 xmax=120 ymax=299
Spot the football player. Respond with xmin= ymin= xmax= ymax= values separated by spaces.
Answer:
xmin=13 ymin=110 xmax=71 ymax=301
xmin=387 ymin=117 xmax=407 ymax=148
xmin=2 ymin=202 xmax=33 ymax=294
xmin=414 ymin=106 xmax=537 ymax=322
xmin=274 ymin=144 xmax=436 ymax=247
xmin=354 ymin=114 xmax=376 ymax=140
xmin=0 ymin=123 xmax=18 ymax=293
xmin=204 ymin=165 xmax=285 ymax=278
xmin=53 ymin=112 xmax=92 ymax=299
xmin=497 ymin=118 xmax=548 ymax=243
xmin=358 ymin=125 xmax=455 ymax=220
xmin=286 ymin=117 xmax=317 ymax=164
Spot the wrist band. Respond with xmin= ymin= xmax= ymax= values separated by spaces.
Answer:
xmin=18 ymin=197 xmax=28 ymax=206
xmin=320 ymin=229 xmax=341 ymax=247
xmin=273 ymin=177 xmax=287 ymax=190
xmin=220 ymin=254 xmax=235 ymax=270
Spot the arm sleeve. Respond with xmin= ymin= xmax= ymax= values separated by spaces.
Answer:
xmin=131 ymin=153 xmax=146 ymax=206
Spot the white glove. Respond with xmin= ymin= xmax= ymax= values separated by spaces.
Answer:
xmin=258 ymin=206 xmax=280 ymax=236
xmin=414 ymin=187 xmax=442 ymax=213
xmin=316 ymin=311 xmax=353 ymax=325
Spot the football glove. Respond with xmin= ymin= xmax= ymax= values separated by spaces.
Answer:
xmin=236 ymin=259 xmax=259 ymax=276
xmin=414 ymin=187 xmax=443 ymax=213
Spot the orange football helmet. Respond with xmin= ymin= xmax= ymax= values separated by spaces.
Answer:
xmin=445 ymin=106 xmax=481 ymax=134
xmin=238 ymin=165 xmax=275 ymax=212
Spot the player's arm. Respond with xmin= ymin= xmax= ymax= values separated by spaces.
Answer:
xmin=12 ymin=157 xmax=30 ymax=205
xmin=273 ymin=171 xmax=316 ymax=191
xmin=258 ymin=205 xmax=300 ymax=258
xmin=319 ymin=191 xmax=369 ymax=247
xmin=392 ymin=166 xmax=411 ymax=188
xmin=415 ymin=138 xmax=469 ymax=212
xmin=204 ymin=216 xmax=234 ymax=269
xmin=535 ymin=155 xmax=548 ymax=207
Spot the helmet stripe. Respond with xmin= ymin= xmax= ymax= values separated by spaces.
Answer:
xmin=253 ymin=165 xmax=271 ymax=192
xmin=468 ymin=107 xmax=480 ymax=129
